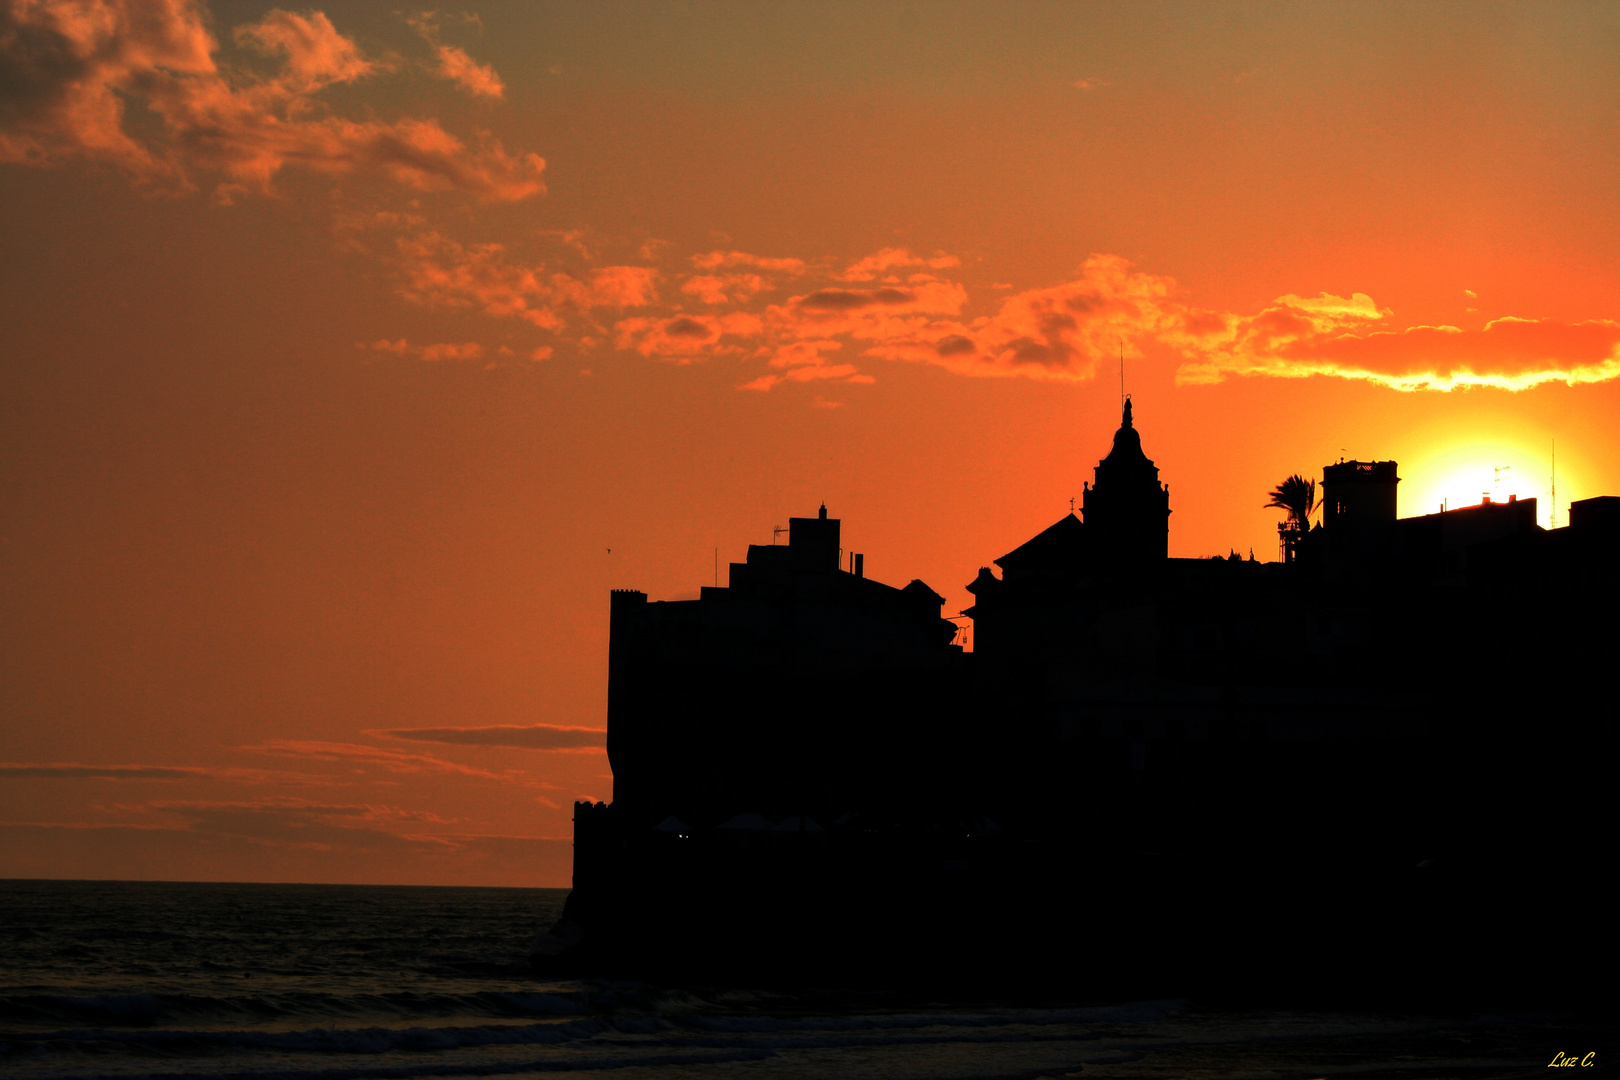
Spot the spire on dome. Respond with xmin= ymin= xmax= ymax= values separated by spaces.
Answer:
xmin=1083 ymin=392 xmax=1170 ymax=564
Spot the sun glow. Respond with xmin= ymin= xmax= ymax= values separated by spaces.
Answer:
xmin=1401 ymin=440 xmax=1586 ymax=528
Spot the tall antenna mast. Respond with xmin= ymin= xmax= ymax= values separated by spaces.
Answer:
xmin=1551 ymin=438 xmax=1557 ymax=529
xmin=1119 ymin=339 xmax=1125 ymax=408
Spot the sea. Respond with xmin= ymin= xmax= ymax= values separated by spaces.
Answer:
xmin=0 ymin=879 xmax=1595 ymax=1080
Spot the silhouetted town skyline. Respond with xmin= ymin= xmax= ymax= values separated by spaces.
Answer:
xmin=546 ymin=398 xmax=1610 ymax=985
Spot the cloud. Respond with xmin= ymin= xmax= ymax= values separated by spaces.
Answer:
xmin=763 ymin=279 xmax=970 ymax=361
xmin=839 ymin=247 xmax=960 ymax=282
xmin=0 ymin=761 xmax=337 ymax=785
xmin=682 ymin=273 xmax=767 ymax=305
xmin=152 ymin=796 xmax=454 ymax=825
xmin=0 ymin=762 xmax=211 ymax=779
xmin=368 ymin=724 xmax=606 ymax=750
xmin=65 ymin=797 xmax=573 ymax=864
xmin=0 ymin=0 xmax=544 ymax=200
xmin=613 ymin=311 xmax=763 ymax=361
xmin=577 ymin=265 xmax=659 ymax=307
xmin=357 ymin=338 xmax=485 ymax=362
xmin=429 ymin=44 xmax=503 ymax=98
xmin=740 ymin=364 xmax=866 ymax=392
xmin=235 ymin=9 xmax=373 ymax=92
xmin=737 ymin=338 xmax=873 ymax=391
xmin=416 ymin=341 xmax=484 ymax=362
xmin=406 ymin=11 xmax=504 ymax=99
xmin=692 ymin=250 xmax=807 ymax=272
xmin=865 ymin=254 xmax=1180 ymax=378
xmin=393 ymin=231 xmax=655 ymax=329
xmin=241 ymin=739 xmax=517 ymax=780
xmin=725 ymin=251 xmax=1620 ymax=392
xmin=1270 ymin=291 xmax=1389 ymax=323
xmin=1185 ymin=314 xmax=1620 ymax=391
xmin=0 ymin=817 xmax=575 ymax=885
xmin=77 ymin=796 xmax=469 ymax=852
xmin=371 ymin=227 xmax=1620 ymax=394
xmin=395 ymin=232 xmax=558 ymax=326
xmin=766 ymin=339 xmax=843 ymax=369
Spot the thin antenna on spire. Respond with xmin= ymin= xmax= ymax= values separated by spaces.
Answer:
xmin=1119 ymin=339 xmax=1125 ymax=408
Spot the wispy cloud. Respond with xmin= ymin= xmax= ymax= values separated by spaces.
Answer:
xmin=0 ymin=762 xmax=331 ymax=784
xmin=681 ymin=273 xmax=768 ymax=305
xmin=240 ymin=740 xmax=519 ymax=780
xmin=9 ymin=9 xmax=1612 ymax=400
xmin=0 ymin=1 xmax=543 ymax=201
xmin=136 ymin=797 xmax=569 ymax=854
xmin=839 ymin=247 xmax=960 ymax=282
xmin=613 ymin=312 xmax=763 ymax=361
xmin=357 ymin=338 xmax=486 ymax=362
xmin=150 ymin=796 xmax=453 ymax=825
xmin=0 ymin=763 xmax=210 ymax=780
xmin=369 ymin=724 xmax=606 ymax=751
xmin=692 ymin=250 xmax=807 ymax=273
xmin=430 ymin=43 xmax=505 ymax=99
xmin=392 ymin=231 xmax=657 ymax=331
xmin=587 ymin=247 xmax=1620 ymax=394
xmin=406 ymin=11 xmax=505 ymax=99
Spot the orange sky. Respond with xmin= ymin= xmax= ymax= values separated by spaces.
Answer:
xmin=3 ymin=1 xmax=1618 ymax=886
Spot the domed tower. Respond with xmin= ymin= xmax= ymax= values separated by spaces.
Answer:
xmin=1081 ymin=397 xmax=1170 ymax=566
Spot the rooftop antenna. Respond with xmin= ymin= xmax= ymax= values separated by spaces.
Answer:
xmin=1494 ymin=464 xmax=1511 ymax=499
xmin=1551 ymin=439 xmax=1557 ymax=529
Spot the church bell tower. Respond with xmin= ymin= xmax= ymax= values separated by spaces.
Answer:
xmin=1081 ymin=397 xmax=1171 ymax=565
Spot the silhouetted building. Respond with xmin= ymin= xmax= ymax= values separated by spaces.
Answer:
xmin=1394 ymin=492 xmax=1541 ymax=581
xmin=604 ymin=505 xmax=965 ymax=835
xmin=1081 ymin=397 xmax=1171 ymax=567
xmin=1322 ymin=458 xmax=1400 ymax=558
xmin=966 ymin=410 xmax=1434 ymax=857
xmin=556 ymin=401 xmax=1614 ymax=989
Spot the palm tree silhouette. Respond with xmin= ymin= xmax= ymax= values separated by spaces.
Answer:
xmin=1266 ymin=475 xmax=1318 ymax=564
xmin=1265 ymin=474 xmax=1319 ymax=528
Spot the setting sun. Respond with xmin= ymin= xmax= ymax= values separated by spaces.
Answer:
xmin=1402 ymin=439 xmax=1593 ymax=528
